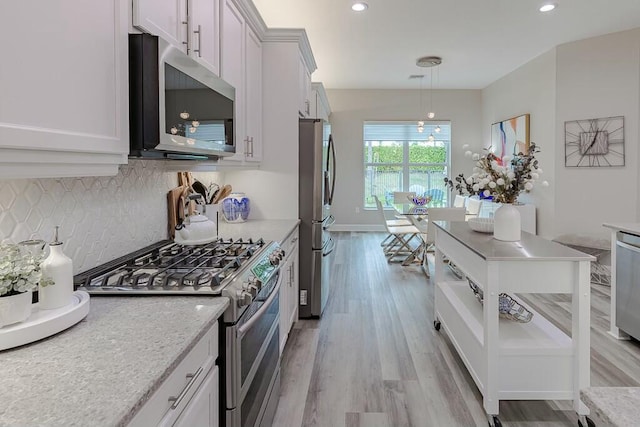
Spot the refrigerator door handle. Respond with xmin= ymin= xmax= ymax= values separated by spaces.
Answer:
xmin=327 ymin=135 xmax=336 ymax=206
xmin=323 ymin=236 xmax=336 ymax=257
xmin=323 ymin=215 xmax=335 ymax=230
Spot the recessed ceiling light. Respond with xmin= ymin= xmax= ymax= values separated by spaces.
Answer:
xmin=539 ymin=3 xmax=556 ymax=12
xmin=352 ymin=2 xmax=368 ymax=12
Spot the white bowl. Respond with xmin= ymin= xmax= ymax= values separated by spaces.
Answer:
xmin=468 ymin=217 xmax=494 ymax=233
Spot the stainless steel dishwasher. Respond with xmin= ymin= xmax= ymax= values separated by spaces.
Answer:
xmin=616 ymin=231 xmax=640 ymax=340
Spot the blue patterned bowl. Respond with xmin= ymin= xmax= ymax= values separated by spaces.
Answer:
xmin=221 ymin=193 xmax=250 ymax=223
xmin=408 ymin=195 xmax=432 ymax=206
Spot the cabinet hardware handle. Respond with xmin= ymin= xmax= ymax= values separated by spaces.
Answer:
xmin=305 ymin=99 xmax=310 ymax=115
xmin=250 ymin=137 xmax=254 ymax=157
xmin=168 ymin=366 xmax=204 ymax=409
xmin=194 ymin=24 xmax=202 ymax=57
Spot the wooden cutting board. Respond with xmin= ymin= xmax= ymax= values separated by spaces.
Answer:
xmin=167 ymin=185 xmax=185 ymax=238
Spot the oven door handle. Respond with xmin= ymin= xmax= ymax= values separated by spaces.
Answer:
xmin=237 ymin=272 xmax=282 ymax=339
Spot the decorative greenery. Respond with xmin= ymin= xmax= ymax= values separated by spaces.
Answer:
xmin=444 ymin=142 xmax=549 ymax=204
xmin=0 ymin=243 xmax=53 ymax=297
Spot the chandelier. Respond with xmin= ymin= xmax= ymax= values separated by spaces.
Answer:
xmin=416 ymin=56 xmax=442 ymax=132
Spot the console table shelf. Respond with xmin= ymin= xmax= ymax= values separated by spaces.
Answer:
xmin=433 ymin=221 xmax=595 ymax=426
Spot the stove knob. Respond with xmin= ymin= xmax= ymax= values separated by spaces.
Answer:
xmin=236 ymin=290 xmax=253 ymax=307
xmin=247 ymin=284 xmax=258 ymax=297
xmin=269 ymin=254 xmax=280 ymax=266
xmin=276 ymin=249 xmax=285 ymax=260
xmin=248 ymin=276 xmax=262 ymax=290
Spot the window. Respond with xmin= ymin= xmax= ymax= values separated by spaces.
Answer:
xmin=364 ymin=121 xmax=451 ymax=209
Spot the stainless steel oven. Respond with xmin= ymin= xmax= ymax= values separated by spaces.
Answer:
xmin=224 ymin=268 xmax=281 ymax=427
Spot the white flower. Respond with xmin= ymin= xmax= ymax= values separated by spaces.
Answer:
xmin=507 ymin=171 xmax=515 ymax=180
xmin=496 ymin=178 xmax=505 ymax=186
xmin=472 ymin=153 xmax=480 ymax=160
xmin=466 ymin=177 xmax=474 ymax=185
xmin=537 ymin=168 xmax=543 ymax=174
xmin=502 ymin=155 xmax=512 ymax=163
xmin=472 ymin=184 xmax=480 ymax=192
xmin=483 ymin=190 xmax=491 ymax=197
xmin=524 ymin=182 xmax=534 ymax=191
xmin=488 ymin=181 xmax=497 ymax=189
xmin=542 ymin=180 xmax=550 ymax=187
xmin=465 ymin=151 xmax=473 ymax=158
xmin=462 ymin=144 xmax=469 ymax=149
xmin=531 ymin=172 xmax=539 ymax=180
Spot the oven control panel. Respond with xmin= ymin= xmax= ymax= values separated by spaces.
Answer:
xmin=250 ymin=243 xmax=284 ymax=284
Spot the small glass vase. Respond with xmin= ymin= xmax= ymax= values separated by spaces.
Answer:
xmin=0 ymin=291 xmax=32 ymax=328
xmin=493 ymin=204 xmax=521 ymax=241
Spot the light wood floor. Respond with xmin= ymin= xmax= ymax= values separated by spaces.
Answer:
xmin=273 ymin=232 xmax=640 ymax=427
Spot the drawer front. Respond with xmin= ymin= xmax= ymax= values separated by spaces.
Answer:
xmin=129 ymin=322 xmax=218 ymax=426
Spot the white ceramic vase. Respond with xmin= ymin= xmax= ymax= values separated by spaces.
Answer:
xmin=493 ymin=204 xmax=521 ymax=242
xmin=0 ymin=291 xmax=32 ymax=328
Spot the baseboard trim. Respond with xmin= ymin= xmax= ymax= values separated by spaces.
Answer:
xmin=330 ymin=224 xmax=384 ymax=232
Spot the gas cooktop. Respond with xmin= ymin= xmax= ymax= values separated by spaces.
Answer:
xmin=74 ymin=238 xmax=268 ymax=295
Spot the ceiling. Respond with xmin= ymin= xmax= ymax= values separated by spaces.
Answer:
xmin=252 ymin=0 xmax=640 ymax=89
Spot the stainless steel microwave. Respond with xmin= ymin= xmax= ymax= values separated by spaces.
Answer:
xmin=129 ymin=33 xmax=235 ymax=160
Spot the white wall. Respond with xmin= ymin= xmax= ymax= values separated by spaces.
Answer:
xmin=482 ymin=49 xmax=557 ymax=238
xmin=555 ymin=28 xmax=640 ymax=238
xmin=325 ymin=89 xmax=482 ymax=229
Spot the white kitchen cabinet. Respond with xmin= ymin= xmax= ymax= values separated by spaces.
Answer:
xmin=0 ymin=0 xmax=129 ymax=178
xmin=190 ymin=0 xmax=221 ymax=76
xmin=219 ymin=0 xmax=246 ymax=163
xmin=129 ymin=322 xmax=219 ymax=427
xmin=298 ymin=54 xmax=312 ymax=117
xmin=433 ymin=222 xmax=592 ymax=425
xmin=133 ymin=0 xmax=187 ymax=50
xmin=134 ymin=0 xmax=220 ymax=76
xmin=309 ymin=82 xmax=331 ymax=122
xmin=243 ymin=25 xmax=263 ymax=162
xmin=219 ymin=0 xmax=263 ymax=165
xmin=173 ymin=367 xmax=219 ymax=427
xmin=279 ymin=227 xmax=299 ymax=353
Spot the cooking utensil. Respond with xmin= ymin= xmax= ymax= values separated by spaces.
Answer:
xmin=167 ymin=186 xmax=185 ymax=238
xmin=207 ymin=182 xmax=220 ymax=204
xmin=192 ymin=180 xmax=208 ymax=201
xmin=213 ymin=184 xmax=232 ymax=204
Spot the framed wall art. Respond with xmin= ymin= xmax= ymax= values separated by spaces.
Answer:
xmin=564 ymin=116 xmax=624 ymax=167
xmin=490 ymin=114 xmax=530 ymax=165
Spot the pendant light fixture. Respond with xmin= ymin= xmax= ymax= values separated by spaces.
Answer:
xmin=416 ymin=56 xmax=442 ymax=120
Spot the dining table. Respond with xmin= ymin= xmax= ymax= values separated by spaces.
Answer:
xmin=392 ymin=203 xmax=431 ymax=267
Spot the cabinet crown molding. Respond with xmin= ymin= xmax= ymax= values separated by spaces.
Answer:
xmin=233 ymin=0 xmax=268 ymax=39
xmin=263 ymin=28 xmax=317 ymax=74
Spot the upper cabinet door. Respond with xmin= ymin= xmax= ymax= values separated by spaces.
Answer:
xmin=191 ymin=0 xmax=220 ymax=76
xmin=0 ymin=0 xmax=129 ymax=178
xmin=244 ymin=26 xmax=262 ymax=162
xmin=133 ymin=0 xmax=187 ymax=51
xmin=220 ymin=0 xmax=246 ymax=162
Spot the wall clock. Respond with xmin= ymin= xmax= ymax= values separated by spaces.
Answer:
xmin=564 ymin=116 xmax=624 ymax=167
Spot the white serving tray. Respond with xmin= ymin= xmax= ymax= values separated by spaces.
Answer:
xmin=0 ymin=291 xmax=90 ymax=351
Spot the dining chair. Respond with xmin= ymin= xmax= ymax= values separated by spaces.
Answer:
xmin=393 ymin=191 xmax=416 ymax=220
xmin=453 ymin=194 xmax=466 ymax=208
xmin=374 ymin=196 xmax=420 ymax=262
xmin=421 ymin=207 xmax=466 ymax=276
xmin=465 ymin=198 xmax=482 ymax=220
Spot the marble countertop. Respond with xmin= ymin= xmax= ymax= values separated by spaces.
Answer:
xmin=217 ymin=219 xmax=300 ymax=243
xmin=0 ymin=296 xmax=229 ymax=427
xmin=435 ymin=221 xmax=596 ymax=261
xmin=603 ymin=222 xmax=640 ymax=236
xmin=581 ymin=387 xmax=640 ymax=427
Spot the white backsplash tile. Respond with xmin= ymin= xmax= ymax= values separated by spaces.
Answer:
xmin=0 ymin=161 xmax=224 ymax=274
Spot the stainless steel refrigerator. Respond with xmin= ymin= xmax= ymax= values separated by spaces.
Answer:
xmin=298 ymin=118 xmax=336 ymax=318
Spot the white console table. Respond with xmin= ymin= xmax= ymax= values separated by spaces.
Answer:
xmin=433 ymin=221 xmax=594 ymax=426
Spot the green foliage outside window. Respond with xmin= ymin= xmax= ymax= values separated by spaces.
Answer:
xmin=366 ymin=144 xmax=446 ymax=169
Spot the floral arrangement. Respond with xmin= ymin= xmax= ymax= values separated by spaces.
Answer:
xmin=0 ymin=243 xmax=53 ymax=297
xmin=444 ymin=142 xmax=548 ymax=204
